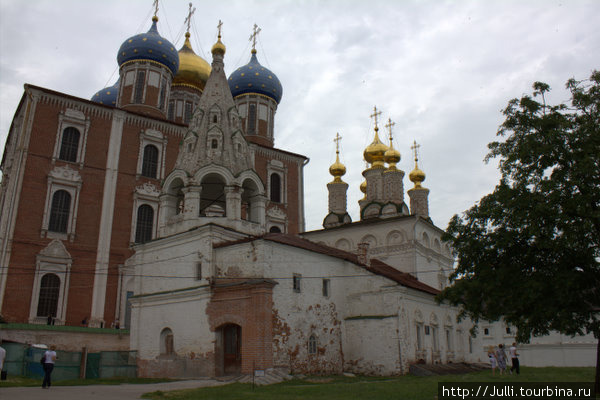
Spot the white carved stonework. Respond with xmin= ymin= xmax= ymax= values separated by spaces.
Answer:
xmin=49 ymin=165 xmax=82 ymax=183
xmin=64 ymin=108 xmax=85 ymax=120
xmin=144 ymin=129 xmax=164 ymax=140
xmin=136 ymin=182 xmax=160 ymax=197
xmin=38 ymin=239 xmax=72 ymax=262
xmin=267 ymin=206 xmax=286 ymax=221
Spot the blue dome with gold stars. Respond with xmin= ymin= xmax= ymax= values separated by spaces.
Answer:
xmin=91 ymin=80 xmax=119 ymax=106
xmin=117 ymin=16 xmax=179 ymax=76
xmin=228 ymin=50 xmax=282 ymax=104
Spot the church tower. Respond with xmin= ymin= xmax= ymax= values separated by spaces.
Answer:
xmin=169 ymin=4 xmax=211 ymax=124
xmin=158 ymin=23 xmax=266 ymax=237
xmin=408 ymin=140 xmax=430 ymax=218
xmin=228 ymin=25 xmax=283 ymax=147
xmin=323 ymin=133 xmax=351 ymax=228
xmin=115 ymin=5 xmax=179 ymax=118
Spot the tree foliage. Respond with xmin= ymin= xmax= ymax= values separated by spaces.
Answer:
xmin=438 ymin=71 xmax=600 ymax=345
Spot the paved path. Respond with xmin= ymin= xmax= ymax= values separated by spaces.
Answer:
xmin=0 ymin=379 xmax=227 ymax=400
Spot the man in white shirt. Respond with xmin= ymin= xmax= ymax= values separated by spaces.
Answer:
xmin=42 ymin=345 xmax=58 ymax=388
xmin=509 ymin=342 xmax=520 ymax=375
xmin=0 ymin=340 xmax=6 ymax=377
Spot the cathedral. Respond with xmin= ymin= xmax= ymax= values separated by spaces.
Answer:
xmin=0 ymin=6 xmax=593 ymax=378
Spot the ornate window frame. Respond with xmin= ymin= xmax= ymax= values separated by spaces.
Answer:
xmin=28 ymin=239 xmax=72 ymax=325
xmin=41 ymin=166 xmax=82 ymax=242
xmin=136 ymin=129 xmax=167 ymax=180
xmin=52 ymin=108 xmax=90 ymax=167
xmin=130 ymin=182 xmax=160 ymax=244
xmin=267 ymin=160 xmax=287 ymax=206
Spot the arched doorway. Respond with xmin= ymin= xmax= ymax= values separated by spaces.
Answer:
xmin=217 ymin=324 xmax=241 ymax=375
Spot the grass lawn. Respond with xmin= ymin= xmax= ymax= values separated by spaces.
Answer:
xmin=0 ymin=375 xmax=174 ymax=387
xmin=141 ymin=367 xmax=594 ymax=400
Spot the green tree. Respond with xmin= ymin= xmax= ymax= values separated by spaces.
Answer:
xmin=438 ymin=71 xmax=600 ymax=392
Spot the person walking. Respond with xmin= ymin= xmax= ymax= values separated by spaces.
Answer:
xmin=495 ymin=344 xmax=507 ymax=375
xmin=509 ymin=342 xmax=520 ymax=374
xmin=41 ymin=345 xmax=57 ymax=389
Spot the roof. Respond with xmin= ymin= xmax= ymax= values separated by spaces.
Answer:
xmin=214 ymin=233 xmax=440 ymax=296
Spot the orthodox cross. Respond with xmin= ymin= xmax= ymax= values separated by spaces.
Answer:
xmin=385 ymin=118 xmax=396 ymax=145
xmin=217 ymin=20 xmax=223 ymax=38
xmin=184 ymin=3 xmax=196 ymax=33
xmin=334 ymin=132 xmax=342 ymax=154
xmin=249 ymin=24 xmax=261 ymax=51
xmin=370 ymin=106 xmax=382 ymax=130
xmin=153 ymin=0 xmax=159 ymax=18
xmin=411 ymin=140 xmax=421 ymax=164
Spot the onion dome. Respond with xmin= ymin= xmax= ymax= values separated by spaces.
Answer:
xmin=363 ymin=126 xmax=388 ymax=168
xmin=211 ymin=34 xmax=226 ymax=56
xmin=329 ymin=153 xmax=346 ymax=183
xmin=409 ymin=165 xmax=426 ymax=188
xmin=91 ymin=80 xmax=119 ymax=106
xmin=228 ymin=49 xmax=283 ymax=104
xmin=117 ymin=16 xmax=179 ymax=76
xmin=360 ymin=180 xmax=367 ymax=199
xmin=172 ymin=32 xmax=211 ymax=90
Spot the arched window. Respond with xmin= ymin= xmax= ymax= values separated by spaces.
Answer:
xmin=134 ymin=71 xmax=146 ymax=103
xmin=59 ymin=127 xmax=80 ymax=162
xmin=37 ymin=273 xmax=60 ymax=317
xmin=269 ymin=226 xmax=281 ymax=233
xmin=184 ymin=102 xmax=193 ymax=124
xmin=141 ymin=145 xmax=159 ymax=178
xmin=48 ymin=190 xmax=71 ymax=233
xmin=135 ymin=205 xmax=154 ymax=243
xmin=308 ymin=334 xmax=317 ymax=355
xmin=247 ymin=104 xmax=256 ymax=134
xmin=160 ymin=328 xmax=174 ymax=355
xmin=270 ymin=173 xmax=281 ymax=203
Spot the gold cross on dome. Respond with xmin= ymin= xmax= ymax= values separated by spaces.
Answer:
xmin=184 ymin=3 xmax=196 ymax=33
xmin=385 ymin=118 xmax=396 ymax=144
xmin=249 ymin=24 xmax=261 ymax=51
xmin=334 ymin=132 xmax=342 ymax=154
xmin=217 ymin=20 xmax=223 ymax=37
xmin=370 ymin=106 xmax=382 ymax=130
xmin=153 ymin=0 xmax=159 ymax=18
xmin=411 ymin=140 xmax=421 ymax=163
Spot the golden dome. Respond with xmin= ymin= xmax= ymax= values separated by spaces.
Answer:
xmin=384 ymin=145 xmax=401 ymax=170
xmin=363 ymin=126 xmax=388 ymax=168
xmin=211 ymin=34 xmax=226 ymax=56
xmin=359 ymin=179 xmax=367 ymax=200
xmin=409 ymin=167 xmax=426 ymax=188
xmin=329 ymin=153 xmax=346 ymax=183
xmin=172 ymin=33 xmax=211 ymax=91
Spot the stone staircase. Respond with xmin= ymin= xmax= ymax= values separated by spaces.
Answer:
xmin=409 ymin=362 xmax=489 ymax=376
xmin=236 ymin=367 xmax=294 ymax=386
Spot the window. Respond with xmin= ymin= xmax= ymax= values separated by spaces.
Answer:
xmin=195 ymin=262 xmax=202 ymax=281
xmin=158 ymin=76 xmax=168 ymax=109
xmin=36 ymin=273 xmax=60 ymax=318
xmin=505 ymin=327 xmax=512 ymax=335
xmin=424 ymin=325 xmax=430 ymax=335
xmin=469 ymin=336 xmax=473 ymax=353
xmin=134 ymin=71 xmax=146 ymax=103
xmin=308 ymin=335 xmax=317 ymax=355
xmin=141 ymin=145 xmax=159 ymax=178
xmin=484 ymin=327 xmax=490 ymax=336
xmin=247 ymin=104 xmax=256 ymax=134
xmin=211 ymin=139 xmax=218 ymax=149
xmin=213 ymin=115 xmax=218 ymax=123
xmin=168 ymin=100 xmax=175 ymax=120
xmin=270 ymin=173 xmax=281 ymax=203
xmin=446 ymin=329 xmax=453 ymax=351
xmin=432 ymin=326 xmax=439 ymax=351
xmin=59 ymin=127 xmax=80 ymax=162
xmin=160 ymin=328 xmax=174 ymax=355
xmin=48 ymin=190 xmax=71 ymax=233
xmin=269 ymin=226 xmax=281 ymax=233
xmin=184 ymin=101 xmax=193 ymax=124
xmin=322 ymin=279 xmax=330 ymax=297
xmin=135 ymin=204 xmax=154 ymax=243
xmin=293 ymin=274 xmax=301 ymax=293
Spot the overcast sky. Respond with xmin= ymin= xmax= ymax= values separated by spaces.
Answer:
xmin=1 ymin=0 xmax=598 ymax=232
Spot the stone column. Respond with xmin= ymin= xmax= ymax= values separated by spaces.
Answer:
xmin=182 ymin=185 xmax=202 ymax=220
xmin=225 ymin=185 xmax=242 ymax=221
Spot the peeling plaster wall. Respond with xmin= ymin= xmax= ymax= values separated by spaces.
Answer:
xmin=344 ymin=317 xmax=400 ymax=375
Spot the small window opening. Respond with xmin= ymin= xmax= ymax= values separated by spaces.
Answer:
xmin=308 ymin=335 xmax=317 ymax=355
xmin=211 ymin=139 xmax=218 ymax=149
xmin=322 ymin=279 xmax=330 ymax=297
xmin=293 ymin=274 xmax=301 ymax=293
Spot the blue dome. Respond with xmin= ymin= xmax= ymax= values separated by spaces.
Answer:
xmin=228 ymin=51 xmax=282 ymax=104
xmin=117 ymin=17 xmax=179 ymax=76
xmin=91 ymin=80 xmax=119 ymax=106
